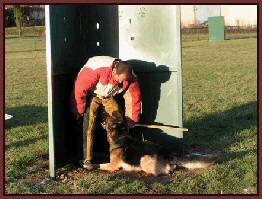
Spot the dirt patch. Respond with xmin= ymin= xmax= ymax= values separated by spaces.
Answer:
xmin=16 ymin=146 xmax=219 ymax=186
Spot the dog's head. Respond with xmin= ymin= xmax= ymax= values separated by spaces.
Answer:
xmin=101 ymin=117 xmax=128 ymax=142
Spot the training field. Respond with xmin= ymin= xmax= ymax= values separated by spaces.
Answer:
xmin=5 ymin=35 xmax=257 ymax=194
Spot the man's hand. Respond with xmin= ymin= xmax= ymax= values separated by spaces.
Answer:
xmin=126 ymin=119 xmax=136 ymax=129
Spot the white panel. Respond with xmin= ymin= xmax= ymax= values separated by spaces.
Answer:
xmin=45 ymin=5 xmax=56 ymax=178
xmin=119 ymin=5 xmax=180 ymax=69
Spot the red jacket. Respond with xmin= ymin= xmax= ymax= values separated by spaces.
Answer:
xmin=71 ymin=56 xmax=142 ymax=122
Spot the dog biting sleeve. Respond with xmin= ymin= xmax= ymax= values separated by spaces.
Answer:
xmin=123 ymin=75 xmax=142 ymax=122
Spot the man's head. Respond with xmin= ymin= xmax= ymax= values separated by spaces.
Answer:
xmin=112 ymin=59 xmax=133 ymax=83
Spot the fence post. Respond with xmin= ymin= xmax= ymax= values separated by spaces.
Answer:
xmin=34 ymin=37 xmax=36 ymax=51
xmin=197 ymin=27 xmax=199 ymax=40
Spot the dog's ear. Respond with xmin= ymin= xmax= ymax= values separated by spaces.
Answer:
xmin=107 ymin=123 xmax=117 ymax=129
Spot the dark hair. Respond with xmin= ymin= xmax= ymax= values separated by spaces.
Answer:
xmin=113 ymin=59 xmax=133 ymax=79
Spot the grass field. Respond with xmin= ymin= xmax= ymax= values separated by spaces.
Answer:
xmin=5 ymin=26 xmax=46 ymax=36
xmin=5 ymin=32 xmax=257 ymax=194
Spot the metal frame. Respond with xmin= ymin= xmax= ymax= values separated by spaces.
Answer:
xmin=46 ymin=5 xmax=183 ymax=178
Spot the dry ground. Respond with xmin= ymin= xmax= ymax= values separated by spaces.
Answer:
xmin=18 ymin=146 xmax=219 ymax=187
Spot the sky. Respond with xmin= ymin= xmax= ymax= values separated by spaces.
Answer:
xmin=181 ymin=5 xmax=257 ymax=26
xmin=195 ymin=5 xmax=221 ymax=23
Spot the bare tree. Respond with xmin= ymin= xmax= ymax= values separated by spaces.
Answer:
xmin=13 ymin=5 xmax=22 ymax=36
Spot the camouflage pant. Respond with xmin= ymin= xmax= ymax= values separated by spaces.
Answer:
xmin=84 ymin=96 xmax=124 ymax=161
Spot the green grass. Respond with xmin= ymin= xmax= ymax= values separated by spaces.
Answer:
xmin=5 ymin=34 xmax=48 ymax=191
xmin=181 ymin=32 xmax=257 ymax=42
xmin=5 ymin=26 xmax=46 ymax=36
xmin=5 ymin=36 xmax=46 ymax=53
xmin=5 ymin=32 xmax=257 ymax=194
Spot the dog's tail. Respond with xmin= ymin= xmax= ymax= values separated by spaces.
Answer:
xmin=178 ymin=161 xmax=213 ymax=170
xmin=171 ymin=154 xmax=218 ymax=170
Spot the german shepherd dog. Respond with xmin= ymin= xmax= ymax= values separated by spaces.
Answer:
xmin=92 ymin=117 xmax=215 ymax=176
xmin=92 ymin=117 xmax=176 ymax=176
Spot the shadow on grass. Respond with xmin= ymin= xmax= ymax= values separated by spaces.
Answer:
xmin=5 ymin=134 xmax=48 ymax=150
xmin=184 ymin=101 xmax=257 ymax=160
xmin=6 ymin=49 xmax=46 ymax=53
xmin=5 ymin=105 xmax=48 ymax=129
xmin=109 ymin=170 xmax=173 ymax=185
xmin=5 ymin=36 xmax=45 ymax=39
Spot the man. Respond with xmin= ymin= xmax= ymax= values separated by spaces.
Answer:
xmin=71 ymin=56 xmax=142 ymax=169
